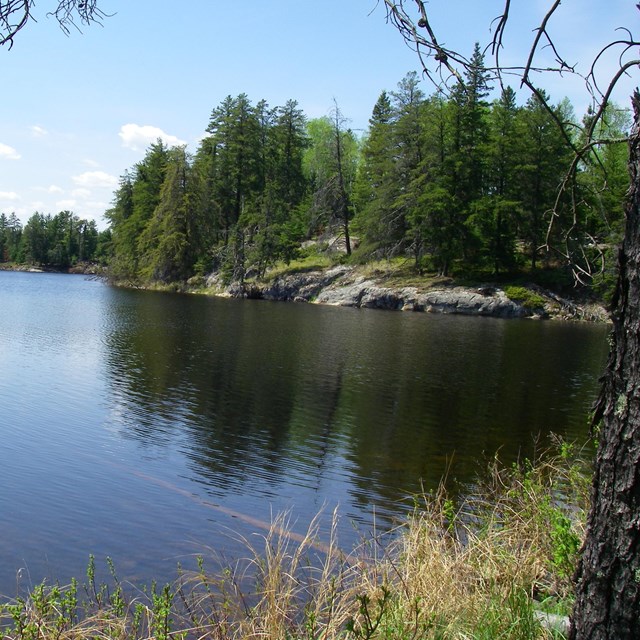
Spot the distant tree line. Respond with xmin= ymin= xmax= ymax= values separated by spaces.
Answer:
xmin=0 ymin=210 xmax=110 ymax=268
xmin=3 ymin=47 xmax=629 ymax=283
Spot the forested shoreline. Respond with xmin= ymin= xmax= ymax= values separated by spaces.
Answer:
xmin=1 ymin=49 xmax=630 ymax=297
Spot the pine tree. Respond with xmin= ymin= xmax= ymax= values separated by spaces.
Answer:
xmin=518 ymin=91 xmax=572 ymax=269
xmin=469 ymin=86 xmax=522 ymax=273
xmin=137 ymin=147 xmax=201 ymax=282
xmin=105 ymin=171 xmax=136 ymax=276
xmin=21 ymin=212 xmax=49 ymax=265
xmin=411 ymin=94 xmax=457 ymax=274
xmin=392 ymin=72 xmax=427 ymax=262
xmin=0 ymin=212 xmax=22 ymax=262
xmin=249 ymin=99 xmax=308 ymax=273
xmin=354 ymin=90 xmax=399 ymax=256
xmin=456 ymin=43 xmax=492 ymax=263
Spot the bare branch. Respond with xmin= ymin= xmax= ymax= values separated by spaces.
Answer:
xmin=489 ymin=0 xmax=510 ymax=58
xmin=47 ymin=0 xmax=110 ymax=36
xmin=522 ymin=0 xmax=569 ymax=88
xmin=0 ymin=0 xmax=110 ymax=48
xmin=384 ymin=1 xmax=467 ymax=88
xmin=0 ymin=0 xmax=31 ymax=49
xmin=588 ymin=35 xmax=637 ymax=100
xmin=585 ymin=59 xmax=640 ymax=142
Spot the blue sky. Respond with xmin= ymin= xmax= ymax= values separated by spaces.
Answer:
xmin=0 ymin=0 xmax=637 ymax=229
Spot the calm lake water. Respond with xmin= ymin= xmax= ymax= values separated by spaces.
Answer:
xmin=0 ymin=270 xmax=609 ymax=596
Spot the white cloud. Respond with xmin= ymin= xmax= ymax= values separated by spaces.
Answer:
xmin=119 ymin=123 xmax=186 ymax=151
xmin=55 ymin=199 xmax=77 ymax=210
xmin=0 ymin=191 xmax=20 ymax=201
xmin=82 ymin=158 xmax=101 ymax=168
xmin=0 ymin=143 xmax=21 ymax=160
xmin=72 ymin=171 xmax=118 ymax=188
xmin=71 ymin=188 xmax=92 ymax=199
xmin=48 ymin=185 xmax=64 ymax=194
xmin=31 ymin=125 xmax=48 ymax=137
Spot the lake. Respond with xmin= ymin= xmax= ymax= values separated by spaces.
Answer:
xmin=0 ymin=270 xmax=609 ymax=596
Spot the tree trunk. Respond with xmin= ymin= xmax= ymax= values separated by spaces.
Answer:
xmin=570 ymin=91 xmax=640 ymax=639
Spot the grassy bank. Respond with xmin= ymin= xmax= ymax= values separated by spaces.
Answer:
xmin=0 ymin=441 xmax=590 ymax=639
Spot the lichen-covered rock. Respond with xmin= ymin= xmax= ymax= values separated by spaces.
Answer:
xmin=416 ymin=288 xmax=530 ymax=318
xmin=312 ymin=279 xmax=528 ymax=317
xmin=261 ymin=266 xmax=350 ymax=301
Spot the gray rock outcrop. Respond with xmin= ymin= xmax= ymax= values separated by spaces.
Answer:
xmin=212 ymin=266 xmax=545 ymax=319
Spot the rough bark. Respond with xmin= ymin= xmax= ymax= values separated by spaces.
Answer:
xmin=570 ymin=91 xmax=640 ymax=638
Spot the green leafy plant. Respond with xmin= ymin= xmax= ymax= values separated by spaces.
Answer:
xmin=504 ymin=285 xmax=547 ymax=309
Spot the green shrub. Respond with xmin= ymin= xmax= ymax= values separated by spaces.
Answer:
xmin=504 ymin=285 xmax=548 ymax=309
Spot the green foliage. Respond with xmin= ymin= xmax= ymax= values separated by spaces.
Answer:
xmin=517 ymin=91 xmax=575 ymax=270
xmin=504 ymin=285 xmax=547 ymax=309
xmin=345 ymin=587 xmax=392 ymax=640
xmin=0 ymin=212 xmax=24 ymax=262
xmin=8 ymin=210 xmax=100 ymax=268
xmin=107 ymin=142 xmax=171 ymax=279
xmin=473 ymin=588 xmax=547 ymax=640
xmin=105 ymin=95 xmax=311 ymax=284
xmin=304 ymin=108 xmax=359 ymax=254
xmin=150 ymin=582 xmax=174 ymax=640
xmin=547 ymin=506 xmax=581 ymax=579
xmin=95 ymin=60 xmax=627 ymax=289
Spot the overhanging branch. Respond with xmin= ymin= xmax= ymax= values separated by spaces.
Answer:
xmin=0 ymin=0 xmax=109 ymax=48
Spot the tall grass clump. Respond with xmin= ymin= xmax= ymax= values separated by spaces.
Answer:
xmin=383 ymin=440 xmax=590 ymax=638
xmin=0 ymin=439 xmax=590 ymax=639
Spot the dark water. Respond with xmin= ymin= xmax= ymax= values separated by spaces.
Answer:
xmin=0 ymin=271 xmax=609 ymax=596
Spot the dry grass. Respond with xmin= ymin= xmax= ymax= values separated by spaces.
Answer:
xmin=1 ymin=440 xmax=589 ymax=640
xmin=383 ymin=442 xmax=589 ymax=638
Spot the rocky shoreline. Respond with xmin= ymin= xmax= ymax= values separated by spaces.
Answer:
xmin=207 ymin=265 xmax=609 ymax=322
xmin=0 ymin=262 xmax=105 ymax=275
xmin=2 ymin=261 xmax=608 ymax=321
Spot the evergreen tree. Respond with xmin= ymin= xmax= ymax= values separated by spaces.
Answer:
xmin=105 ymin=171 xmax=136 ymax=277
xmin=353 ymin=90 xmax=399 ymax=256
xmin=392 ymin=72 xmax=427 ymax=262
xmin=518 ymin=90 xmax=572 ymax=269
xmin=246 ymin=99 xmax=308 ymax=274
xmin=106 ymin=141 xmax=170 ymax=278
xmin=411 ymin=94 xmax=457 ymax=274
xmin=78 ymin=219 xmax=99 ymax=262
xmin=204 ymin=94 xmax=260 ymax=245
xmin=469 ymin=86 xmax=522 ymax=273
xmin=21 ymin=212 xmax=49 ymax=265
xmin=199 ymin=94 xmax=262 ymax=279
xmin=137 ymin=147 xmax=202 ymax=282
xmin=132 ymin=140 xmax=171 ymax=228
xmin=456 ymin=43 xmax=492 ymax=263
xmin=0 ymin=212 xmax=23 ymax=262
xmin=273 ymin=99 xmax=308 ymax=211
